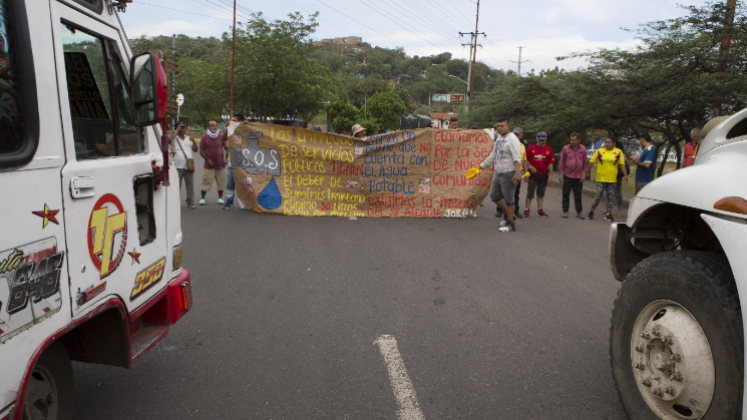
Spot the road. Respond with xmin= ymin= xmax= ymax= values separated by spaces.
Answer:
xmin=72 ymin=160 xmax=627 ymax=419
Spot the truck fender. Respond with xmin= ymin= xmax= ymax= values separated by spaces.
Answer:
xmin=12 ymin=297 xmax=130 ymax=420
xmin=700 ymin=213 xmax=747 ymax=419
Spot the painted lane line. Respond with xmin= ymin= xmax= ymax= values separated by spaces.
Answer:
xmin=374 ymin=335 xmax=426 ymax=420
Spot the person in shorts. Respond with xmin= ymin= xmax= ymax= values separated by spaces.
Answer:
xmin=524 ymin=132 xmax=554 ymax=218
xmin=477 ymin=118 xmax=522 ymax=232
xmin=199 ymin=120 xmax=227 ymax=205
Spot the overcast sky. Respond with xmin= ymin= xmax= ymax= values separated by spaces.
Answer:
xmin=123 ymin=0 xmax=708 ymax=73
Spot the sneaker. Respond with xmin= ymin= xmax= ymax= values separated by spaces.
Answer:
xmin=604 ymin=213 xmax=615 ymax=222
xmin=523 ymin=208 xmax=530 ymax=217
xmin=189 ymin=204 xmax=196 ymax=209
xmin=562 ymin=212 xmax=569 ymax=218
xmin=537 ymin=209 xmax=549 ymax=218
xmin=499 ymin=221 xmax=515 ymax=232
xmin=199 ymin=199 xmax=206 ymax=206
xmin=576 ymin=212 xmax=586 ymax=220
xmin=222 ymin=205 xmax=232 ymax=210
xmin=218 ymin=198 xmax=225 ymax=205
xmin=588 ymin=211 xmax=594 ymax=220
xmin=514 ymin=211 xmax=523 ymax=219
xmin=495 ymin=208 xmax=504 ymax=218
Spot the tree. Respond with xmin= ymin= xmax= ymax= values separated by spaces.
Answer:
xmin=326 ymin=95 xmax=360 ymax=133
xmin=369 ymin=91 xmax=407 ymax=131
xmin=228 ymin=12 xmax=333 ymax=123
xmin=177 ymin=59 xmax=228 ymax=128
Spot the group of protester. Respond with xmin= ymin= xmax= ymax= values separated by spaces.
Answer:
xmin=170 ymin=114 xmax=700 ymax=228
xmin=170 ymin=114 xmax=246 ymax=210
xmin=475 ymin=118 xmax=699 ymax=232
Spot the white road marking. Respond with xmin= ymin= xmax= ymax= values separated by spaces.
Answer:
xmin=374 ymin=335 xmax=426 ymax=420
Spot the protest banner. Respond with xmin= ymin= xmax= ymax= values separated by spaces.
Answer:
xmin=228 ymin=122 xmax=494 ymax=218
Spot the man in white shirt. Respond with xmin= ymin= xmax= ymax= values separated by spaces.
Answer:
xmin=478 ymin=118 xmax=522 ymax=232
xmin=170 ymin=122 xmax=199 ymax=209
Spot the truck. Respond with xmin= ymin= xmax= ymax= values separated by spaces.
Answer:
xmin=609 ymin=111 xmax=747 ymax=419
xmin=0 ymin=1 xmax=192 ymax=419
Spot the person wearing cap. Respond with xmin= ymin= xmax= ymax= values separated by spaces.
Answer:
xmin=170 ymin=122 xmax=199 ymax=209
xmin=632 ymin=133 xmax=656 ymax=193
xmin=351 ymin=124 xmax=367 ymax=141
xmin=468 ymin=122 xmax=479 ymax=129
xmin=558 ymin=133 xmax=588 ymax=219
xmin=448 ymin=116 xmax=459 ymax=130
xmin=476 ymin=118 xmax=522 ymax=232
xmin=524 ymin=131 xmax=555 ymax=218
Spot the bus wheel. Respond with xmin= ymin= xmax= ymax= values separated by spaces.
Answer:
xmin=23 ymin=342 xmax=73 ymax=420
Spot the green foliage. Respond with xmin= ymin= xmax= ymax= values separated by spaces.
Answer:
xmin=369 ymin=91 xmax=407 ymax=131
xmin=227 ymin=12 xmax=332 ymax=122
xmin=359 ymin=119 xmax=381 ymax=135
xmin=326 ymin=95 xmax=360 ymax=133
xmin=130 ymin=34 xmax=222 ymax=62
xmin=176 ymin=59 xmax=228 ymax=128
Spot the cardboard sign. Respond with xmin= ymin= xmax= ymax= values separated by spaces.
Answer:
xmin=230 ymin=123 xmax=493 ymax=218
xmin=64 ymin=52 xmax=110 ymax=120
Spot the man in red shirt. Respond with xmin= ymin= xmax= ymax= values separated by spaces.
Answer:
xmin=682 ymin=127 xmax=700 ymax=168
xmin=524 ymin=132 xmax=555 ymax=218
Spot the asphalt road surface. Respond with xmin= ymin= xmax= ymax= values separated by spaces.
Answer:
xmin=73 ymin=162 xmax=629 ymax=419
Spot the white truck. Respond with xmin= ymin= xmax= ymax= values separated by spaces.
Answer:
xmin=609 ymin=111 xmax=747 ymax=419
xmin=0 ymin=1 xmax=192 ymax=419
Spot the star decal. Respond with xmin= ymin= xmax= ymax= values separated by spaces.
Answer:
xmin=32 ymin=204 xmax=60 ymax=228
xmin=128 ymin=248 xmax=142 ymax=265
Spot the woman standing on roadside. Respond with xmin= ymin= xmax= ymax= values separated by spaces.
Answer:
xmin=587 ymin=137 xmax=628 ymax=221
xmin=614 ymin=139 xmax=630 ymax=218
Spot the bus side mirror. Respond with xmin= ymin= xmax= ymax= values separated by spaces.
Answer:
xmin=130 ymin=52 xmax=167 ymax=126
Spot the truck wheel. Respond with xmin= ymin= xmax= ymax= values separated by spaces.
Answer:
xmin=22 ymin=342 xmax=74 ymax=420
xmin=610 ymin=251 xmax=743 ymax=420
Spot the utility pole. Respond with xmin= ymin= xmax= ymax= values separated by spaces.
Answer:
xmin=459 ymin=0 xmax=484 ymax=113
xmin=510 ymin=46 xmax=530 ymax=77
xmin=364 ymin=51 xmax=368 ymax=121
xmin=230 ymin=0 xmax=237 ymax=117
xmin=713 ymin=0 xmax=737 ymax=117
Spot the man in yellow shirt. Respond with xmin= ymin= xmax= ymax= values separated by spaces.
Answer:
xmin=586 ymin=137 xmax=628 ymax=221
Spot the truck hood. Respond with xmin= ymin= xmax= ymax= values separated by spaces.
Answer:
xmin=637 ymin=139 xmax=747 ymax=219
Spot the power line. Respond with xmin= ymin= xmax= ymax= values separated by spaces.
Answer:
xmin=374 ymin=0 xmax=465 ymax=47
xmin=135 ymin=2 xmax=233 ymax=21
xmin=313 ymin=0 xmax=424 ymax=55
xmin=354 ymin=0 xmax=455 ymax=51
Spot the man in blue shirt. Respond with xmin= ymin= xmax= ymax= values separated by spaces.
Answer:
xmin=632 ymin=133 xmax=656 ymax=194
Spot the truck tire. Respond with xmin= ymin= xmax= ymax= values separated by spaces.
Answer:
xmin=22 ymin=342 xmax=74 ymax=420
xmin=610 ymin=251 xmax=743 ymax=420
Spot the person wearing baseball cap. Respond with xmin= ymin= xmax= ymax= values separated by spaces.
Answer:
xmin=524 ymin=131 xmax=554 ymax=218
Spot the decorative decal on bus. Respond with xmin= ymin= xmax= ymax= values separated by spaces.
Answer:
xmin=87 ymin=193 xmax=127 ymax=279
xmin=0 ymin=237 xmax=64 ymax=343
xmin=130 ymin=257 xmax=165 ymax=300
